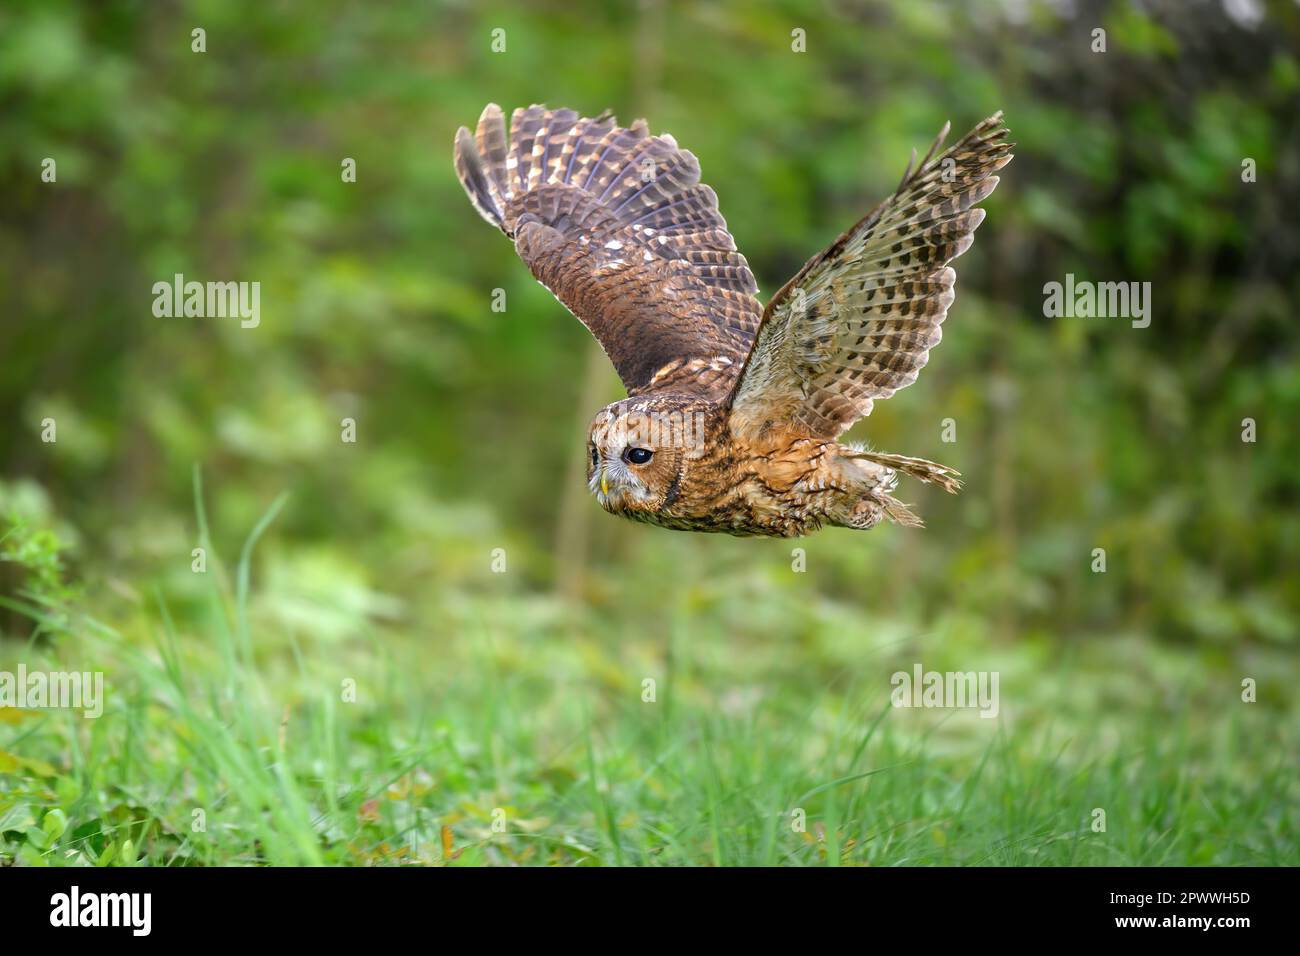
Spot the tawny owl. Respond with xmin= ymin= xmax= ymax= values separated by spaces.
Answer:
xmin=455 ymin=104 xmax=1011 ymax=537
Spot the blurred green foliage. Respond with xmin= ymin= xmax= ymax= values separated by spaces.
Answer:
xmin=2 ymin=0 xmax=1296 ymax=644
xmin=0 ymin=0 xmax=1297 ymax=865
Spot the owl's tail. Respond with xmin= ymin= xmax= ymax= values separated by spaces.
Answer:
xmin=844 ymin=450 xmax=962 ymax=494
xmin=830 ymin=448 xmax=961 ymax=530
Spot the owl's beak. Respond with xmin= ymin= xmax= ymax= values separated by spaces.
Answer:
xmin=600 ymin=472 xmax=609 ymax=496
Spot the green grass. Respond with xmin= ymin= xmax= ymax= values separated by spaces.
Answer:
xmin=0 ymin=490 xmax=1295 ymax=866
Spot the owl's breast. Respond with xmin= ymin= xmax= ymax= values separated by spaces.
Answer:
xmin=640 ymin=432 xmax=836 ymax=538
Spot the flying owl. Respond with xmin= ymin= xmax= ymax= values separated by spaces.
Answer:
xmin=454 ymin=104 xmax=1011 ymax=537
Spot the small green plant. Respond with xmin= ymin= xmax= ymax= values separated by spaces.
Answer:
xmin=0 ymin=513 xmax=79 ymax=609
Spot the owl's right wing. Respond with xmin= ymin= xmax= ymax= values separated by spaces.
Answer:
xmin=454 ymin=104 xmax=763 ymax=397
xmin=727 ymin=113 xmax=1012 ymax=440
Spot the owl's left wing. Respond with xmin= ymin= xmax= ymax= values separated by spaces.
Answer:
xmin=728 ymin=113 xmax=1012 ymax=440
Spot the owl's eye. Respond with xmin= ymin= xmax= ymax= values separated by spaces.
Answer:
xmin=591 ymin=446 xmax=599 ymax=468
xmin=624 ymin=447 xmax=653 ymax=465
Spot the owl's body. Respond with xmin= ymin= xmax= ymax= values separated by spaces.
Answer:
xmin=582 ymin=394 xmax=951 ymax=537
xmin=455 ymin=104 xmax=1011 ymax=537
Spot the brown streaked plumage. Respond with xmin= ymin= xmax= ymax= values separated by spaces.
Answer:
xmin=455 ymin=104 xmax=1012 ymax=537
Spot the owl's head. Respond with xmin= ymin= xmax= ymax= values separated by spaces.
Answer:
xmin=585 ymin=396 xmax=710 ymax=517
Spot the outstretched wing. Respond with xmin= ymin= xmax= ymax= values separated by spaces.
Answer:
xmin=454 ymin=104 xmax=763 ymax=397
xmin=728 ymin=113 xmax=1012 ymax=439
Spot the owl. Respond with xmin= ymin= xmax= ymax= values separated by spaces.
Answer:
xmin=455 ymin=104 xmax=1011 ymax=537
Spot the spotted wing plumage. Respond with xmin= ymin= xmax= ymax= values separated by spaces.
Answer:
xmin=455 ymin=104 xmax=763 ymax=397
xmin=728 ymin=113 xmax=1013 ymax=439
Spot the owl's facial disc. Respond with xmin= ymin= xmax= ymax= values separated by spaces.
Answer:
xmin=587 ymin=440 xmax=658 ymax=510
xmin=585 ymin=405 xmax=679 ymax=513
